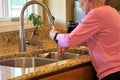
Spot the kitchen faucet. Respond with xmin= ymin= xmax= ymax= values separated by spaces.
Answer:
xmin=20 ymin=0 xmax=55 ymax=52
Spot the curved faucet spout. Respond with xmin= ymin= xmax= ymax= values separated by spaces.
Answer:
xmin=20 ymin=0 xmax=54 ymax=52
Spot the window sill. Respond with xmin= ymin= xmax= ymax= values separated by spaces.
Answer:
xmin=0 ymin=19 xmax=33 ymax=33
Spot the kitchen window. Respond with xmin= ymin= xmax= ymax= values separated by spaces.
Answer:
xmin=0 ymin=0 xmax=42 ymax=32
xmin=0 ymin=0 xmax=38 ymax=19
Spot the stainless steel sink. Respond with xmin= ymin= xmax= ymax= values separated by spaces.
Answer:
xmin=0 ymin=57 xmax=58 ymax=68
xmin=38 ymin=52 xmax=80 ymax=60
xmin=0 ymin=52 xmax=80 ymax=68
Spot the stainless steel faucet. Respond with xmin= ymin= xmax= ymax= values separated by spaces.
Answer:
xmin=20 ymin=0 xmax=55 ymax=52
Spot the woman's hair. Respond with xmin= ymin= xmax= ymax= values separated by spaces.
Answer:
xmin=78 ymin=0 xmax=105 ymax=2
xmin=92 ymin=0 xmax=106 ymax=3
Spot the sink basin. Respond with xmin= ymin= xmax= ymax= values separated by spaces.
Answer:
xmin=38 ymin=52 xmax=80 ymax=60
xmin=0 ymin=52 xmax=80 ymax=68
xmin=0 ymin=57 xmax=58 ymax=68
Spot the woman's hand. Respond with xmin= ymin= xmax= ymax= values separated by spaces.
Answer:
xmin=49 ymin=29 xmax=68 ymax=57
xmin=49 ymin=29 xmax=59 ymax=40
xmin=57 ymin=45 xmax=68 ymax=57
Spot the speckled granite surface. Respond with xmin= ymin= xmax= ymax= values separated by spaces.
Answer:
xmin=0 ymin=46 xmax=90 ymax=79
xmin=0 ymin=26 xmax=90 ymax=80
xmin=0 ymin=47 xmax=88 ymax=61
xmin=9 ymin=55 xmax=90 ymax=80
xmin=0 ymin=47 xmax=90 ymax=80
xmin=0 ymin=48 xmax=56 ymax=60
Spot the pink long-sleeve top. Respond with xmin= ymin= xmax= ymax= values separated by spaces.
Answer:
xmin=57 ymin=6 xmax=120 ymax=80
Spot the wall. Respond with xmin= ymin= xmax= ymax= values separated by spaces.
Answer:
xmin=43 ymin=0 xmax=74 ymax=31
xmin=48 ymin=0 xmax=66 ymax=24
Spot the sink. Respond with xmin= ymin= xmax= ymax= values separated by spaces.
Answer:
xmin=0 ymin=57 xmax=58 ymax=68
xmin=38 ymin=52 xmax=80 ymax=60
xmin=0 ymin=52 xmax=80 ymax=68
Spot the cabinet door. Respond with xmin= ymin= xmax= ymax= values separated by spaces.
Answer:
xmin=41 ymin=63 xmax=98 ymax=80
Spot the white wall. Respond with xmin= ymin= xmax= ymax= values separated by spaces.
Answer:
xmin=48 ymin=0 xmax=66 ymax=24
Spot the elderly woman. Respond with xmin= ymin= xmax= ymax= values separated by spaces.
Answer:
xmin=49 ymin=0 xmax=120 ymax=80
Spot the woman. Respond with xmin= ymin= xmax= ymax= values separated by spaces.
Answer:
xmin=49 ymin=0 xmax=120 ymax=80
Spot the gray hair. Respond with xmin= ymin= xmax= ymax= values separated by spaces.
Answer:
xmin=92 ymin=0 xmax=106 ymax=3
xmin=79 ymin=0 xmax=106 ymax=2
xmin=100 ymin=0 xmax=106 ymax=2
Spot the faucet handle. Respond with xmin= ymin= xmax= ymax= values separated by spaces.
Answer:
xmin=51 ymin=16 xmax=55 ymax=29
xmin=52 ymin=16 xmax=55 ymax=21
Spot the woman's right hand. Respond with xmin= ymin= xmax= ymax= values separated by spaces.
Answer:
xmin=49 ymin=29 xmax=59 ymax=40
xmin=57 ymin=45 xmax=68 ymax=58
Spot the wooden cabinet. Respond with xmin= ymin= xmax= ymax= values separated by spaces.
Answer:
xmin=40 ymin=62 xmax=97 ymax=80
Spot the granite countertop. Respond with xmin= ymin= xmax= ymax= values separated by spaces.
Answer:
xmin=0 ymin=26 xmax=91 ymax=80
xmin=0 ymin=14 xmax=95 ymax=80
xmin=9 ymin=55 xmax=90 ymax=80
xmin=0 ymin=47 xmax=88 ymax=61
xmin=0 ymin=47 xmax=91 ymax=80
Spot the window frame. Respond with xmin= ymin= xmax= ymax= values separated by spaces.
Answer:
xmin=0 ymin=0 xmax=38 ymax=19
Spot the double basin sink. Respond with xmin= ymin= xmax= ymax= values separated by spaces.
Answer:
xmin=0 ymin=52 xmax=80 ymax=68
